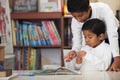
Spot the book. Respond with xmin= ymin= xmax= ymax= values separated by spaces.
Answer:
xmin=41 ymin=23 xmax=52 ymax=45
xmin=40 ymin=2 xmax=58 ymax=12
xmin=41 ymin=21 xmax=54 ymax=45
xmin=39 ymin=0 xmax=62 ymax=12
xmin=34 ymin=25 xmax=41 ymax=46
xmin=22 ymin=23 xmax=29 ymax=46
xmin=37 ymin=25 xmax=47 ymax=46
xmin=26 ymin=48 xmax=30 ymax=70
xmin=0 ymin=69 xmax=12 ymax=77
xmin=15 ymin=48 xmax=21 ymax=70
xmin=44 ymin=21 xmax=59 ymax=45
xmin=11 ymin=20 xmax=16 ymax=46
xmin=48 ymin=0 xmax=62 ymax=12
xmin=50 ymin=21 xmax=61 ymax=45
xmin=29 ymin=49 xmax=36 ymax=70
xmin=14 ymin=20 xmax=20 ymax=46
xmin=28 ymin=24 xmax=38 ymax=46
xmin=19 ymin=24 xmax=23 ymax=46
xmin=33 ymin=66 xmax=81 ymax=75
xmin=35 ymin=49 xmax=41 ymax=70
xmin=13 ymin=0 xmax=38 ymax=12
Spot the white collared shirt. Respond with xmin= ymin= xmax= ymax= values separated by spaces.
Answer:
xmin=73 ymin=41 xmax=112 ymax=71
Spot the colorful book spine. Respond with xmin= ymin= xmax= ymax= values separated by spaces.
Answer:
xmin=28 ymin=24 xmax=36 ymax=46
xmin=41 ymin=21 xmax=53 ymax=45
xmin=29 ymin=48 xmax=36 ymax=70
xmin=22 ymin=23 xmax=29 ymax=46
xmin=50 ymin=21 xmax=61 ymax=45
xmin=11 ymin=20 xmax=16 ymax=46
xmin=34 ymin=25 xmax=41 ymax=46
xmin=43 ymin=21 xmax=59 ymax=45
xmin=15 ymin=20 xmax=20 ymax=45
xmin=35 ymin=49 xmax=41 ymax=69
xmin=23 ymin=48 xmax=28 ymax=70
xmin=41 ymin=23 xmax=52 ymax=45
xmin=37 ymin=25 xmax=47 ymax=46
xmin=19 ymin=24 xmax=23 ymax=46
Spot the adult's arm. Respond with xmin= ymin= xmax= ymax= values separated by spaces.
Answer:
xmin=101 ymin=3 xmax=119 ymax=57
xmin=71 ymin=18 xmax=85 ymax=52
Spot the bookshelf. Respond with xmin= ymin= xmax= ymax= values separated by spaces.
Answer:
xmin=11 ymin=12 xmax=63 ymax=19
xmin=0 ymin=46 xmax=5 ymax=69
xmin=10 ymin=12 xmax=64 ymax=70
xmin=63 ymin=15 xmax=73 ymax=49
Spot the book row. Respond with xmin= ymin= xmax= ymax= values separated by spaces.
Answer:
xmin=14 ymin=48 xmax=41 ymax=70
xmin=11 ymin=20 xmax=61 ymax=46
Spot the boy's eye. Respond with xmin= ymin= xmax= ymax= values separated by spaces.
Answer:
xmin=85 ymin=36 xmax=92 ymax=39
xmin=74 ymin=14 xmax=83 ymax=18
xmin=78 ymin=14 xmax=84 ymax=17
xmin=88 ymin=36 xmax=92 ymax=39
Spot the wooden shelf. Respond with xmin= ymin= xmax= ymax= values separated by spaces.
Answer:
xmin=63 ymin=46 xmax=72 ymax=49
xmin=0 ymin=46 xmax=5 ymax=69
xmin=0 ymin=46 xmax=5 ymax=61
xmin=11 ymin=12 xmax=63 ymax=19
xmin=64 ymin=15 xmax=73 ymax=18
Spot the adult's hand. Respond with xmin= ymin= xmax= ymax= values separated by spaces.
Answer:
xmin=108 ymin=56 xmax=120 ymax=72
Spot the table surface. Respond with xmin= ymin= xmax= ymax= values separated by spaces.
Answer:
xmin=7 ymin=71 xmax=120 ymax=80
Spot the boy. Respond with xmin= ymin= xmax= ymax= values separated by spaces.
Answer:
xmin=64 ymin=0 xmax=120 ymax=71
xmin=73 ymin=18 xmax=112 ymax=71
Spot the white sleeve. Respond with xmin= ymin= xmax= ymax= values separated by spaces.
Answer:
xmin=71 ymin=18 xmax=84 ymax=52
xmin=72 ymin=57 xmax=82 ymax=70
xmin=101 ymin=4 xmax=120 ymax=57
xmin=84 ymin=49 xmax=112 ymax=70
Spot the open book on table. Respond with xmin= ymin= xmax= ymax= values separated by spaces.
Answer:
xmin=33 ymin=67 xmax=82 ymax=75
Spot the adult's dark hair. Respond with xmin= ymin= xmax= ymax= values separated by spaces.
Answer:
xmin=82 ymin=18 xmax=106 ymax=36
xmin=67 ymin=0 xmax=89 ymax=12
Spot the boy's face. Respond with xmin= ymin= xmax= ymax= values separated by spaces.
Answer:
xmin=83 ymin=30 xmax=104 ymax=48
xmin=71 ymin=6 xmax=91 ymax=22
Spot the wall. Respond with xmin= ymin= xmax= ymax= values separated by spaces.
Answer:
xmin=98 ymin=0 xmax=120 ymax=14
xmin=90 ymin=0 xmax=98 ymax=2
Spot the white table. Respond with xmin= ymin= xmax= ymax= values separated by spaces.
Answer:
xmin=9 ymin=71 xmax=120 ymax=80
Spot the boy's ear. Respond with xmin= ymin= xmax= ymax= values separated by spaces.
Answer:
xmin=88 ymin=6 xmax=91 ymax=10
xmin=99 ymin=33 xmax=105 ymax=40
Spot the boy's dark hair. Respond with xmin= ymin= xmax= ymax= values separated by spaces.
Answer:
xmin=82 ymin=18 xmax=106 ymax=36
xmin=67 ymin=0 xmax=89 ymax=12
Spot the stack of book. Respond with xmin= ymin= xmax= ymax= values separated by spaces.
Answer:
xmin=0 ymin=69 xmax=12 ymax=77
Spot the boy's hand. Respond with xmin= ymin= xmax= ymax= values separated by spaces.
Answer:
xmin=78 ymin=50 xmax=86 ymax=57
xmin=75 ymin=50 xmax=86 ymax=64
xmin=108 ymin=56 xmax=120 ymax=72
xmin=76 ymin=56 xmax=82 ymax=64
xmin=64 ymin=50 xmax=77 ymax=62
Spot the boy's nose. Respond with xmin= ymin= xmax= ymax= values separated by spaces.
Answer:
xmin=76 ymin=17 xmax=82 ymax=22
xmin=85 ymin=38 xmax=89 ymax=43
